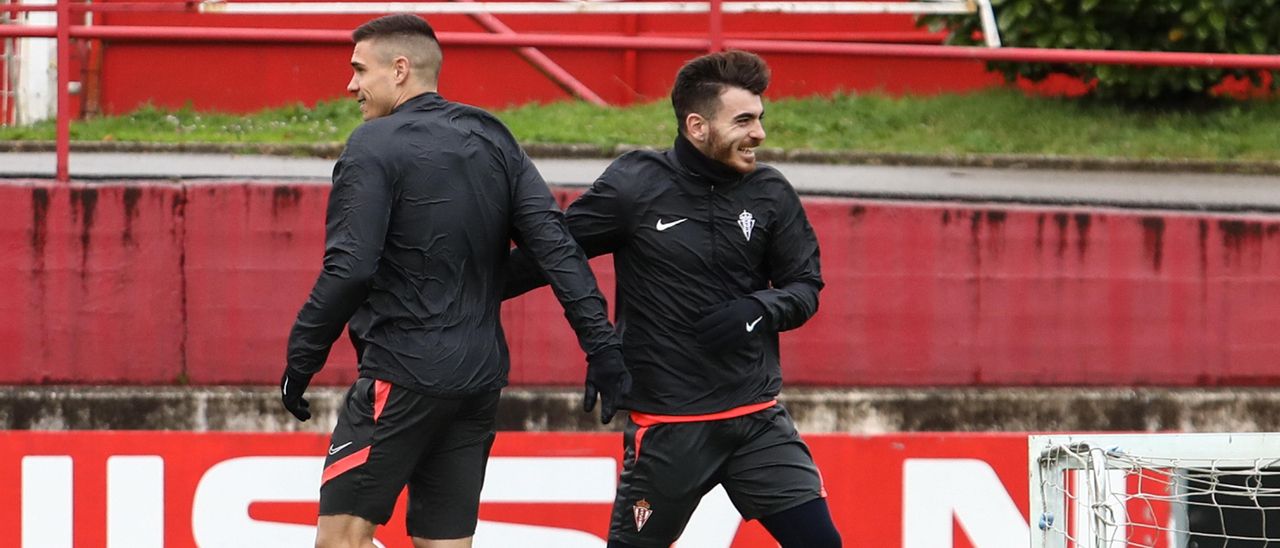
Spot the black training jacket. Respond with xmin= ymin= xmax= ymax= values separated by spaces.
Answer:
xmin=505 ymin=138 xmax=823 ymax=415
xmin=287 ymin=92 xmax=618 ymax=396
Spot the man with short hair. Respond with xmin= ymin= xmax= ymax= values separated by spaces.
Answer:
xmin=282 ymin=14 xmax=630 ymax=548
xmin=504 ymin=50 xmax=842 ymax=548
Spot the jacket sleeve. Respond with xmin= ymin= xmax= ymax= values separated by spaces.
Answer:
xmin=749 ymin=179 xmax=823 ymax=332
xmin=502 ymin=160 xmax=632 ymax=299
xmin=506 ymin=149 xmax=621 ymax=356
xmin=285 ymin=130 xmax=394 ymax=375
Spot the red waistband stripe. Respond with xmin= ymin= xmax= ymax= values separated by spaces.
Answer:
xmin=630 ymin=399 xmax=778 ymax=427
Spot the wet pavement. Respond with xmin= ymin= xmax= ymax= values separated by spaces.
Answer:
xmin=2 ymin=150 xmax=1279 ymax=212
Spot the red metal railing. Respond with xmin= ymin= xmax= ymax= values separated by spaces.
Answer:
xmin=56 ymin=0 xmax=69 ymax=181
xmin=2 ymin=0 xmax=1279 ymax=181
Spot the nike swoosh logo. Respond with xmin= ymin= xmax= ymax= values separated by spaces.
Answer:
xmin=745 ymin=316 xmax=763 ymax=333
xmin=282 ymin=377 xmax=288 ymax=397
xmin=655 ymin=218 xmax=688 ymax=231
xmin=328 ymin=441 xmax=353 ymax=455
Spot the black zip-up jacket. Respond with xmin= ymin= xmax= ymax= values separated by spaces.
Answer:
xmin=287 ymin=92 xmax=618 ymax=396
xmin=504 ymin=136 xmax=823 ymax=414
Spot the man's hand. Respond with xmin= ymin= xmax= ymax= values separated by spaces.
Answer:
xmin=280 ymin=367 xmax=314 ymax=422
xmin=584 ymin=347 xmax=632 ymax=424
xmin=694 ymin=298 xmax=768 ymax=355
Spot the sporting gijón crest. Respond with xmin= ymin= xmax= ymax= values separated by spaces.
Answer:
xmin=738 ymin=210 xmax=755 ymax=241
xmin=632 ymin=499 xmax=653 ymax=531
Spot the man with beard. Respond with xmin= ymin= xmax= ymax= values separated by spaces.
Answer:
xmin=282 ymin=14 xmax=630 ymax=548
xmin=503 ymin=50 xmax=841 ymax=548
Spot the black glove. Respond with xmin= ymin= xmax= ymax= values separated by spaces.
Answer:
xmin=584 ymin=346 xmax=632 ymax=425
xmin=280 ymin=367 xmax=314 ymax=422
xmin=694 ymin=298 xmax=768 ymax=355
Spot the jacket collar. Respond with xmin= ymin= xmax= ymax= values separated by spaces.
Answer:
xmin=391 ymin=91 xmax=444 ymax=114
xmin=672 ymin=134 xmax=745 ymax=187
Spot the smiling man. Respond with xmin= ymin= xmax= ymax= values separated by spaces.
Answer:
xmin=503 ymin=50 xmax=841 ymax=548
xmin=282 ymin=13 xmax=630 ymax=548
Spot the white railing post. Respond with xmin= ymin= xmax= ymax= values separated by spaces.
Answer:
xmin=15 ymin=0 xmax=57 ymax=125
xmin=973 ymin=0 xmax=1002 ymax=47
xmin=2 ymin=0 xmax=13 ymax=125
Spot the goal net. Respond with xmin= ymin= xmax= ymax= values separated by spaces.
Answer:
xmin=1029 ymin=433 xmax=1280 ymax=548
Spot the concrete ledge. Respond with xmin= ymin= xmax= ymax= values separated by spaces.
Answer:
xmin=3 ymin=386 xmax=1279 ymax=433
xmin=782 ymin=388 xmax=1280 ymax=433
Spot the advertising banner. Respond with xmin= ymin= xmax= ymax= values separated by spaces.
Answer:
xmin=2 ymin=431 xmax=1032 ymax=547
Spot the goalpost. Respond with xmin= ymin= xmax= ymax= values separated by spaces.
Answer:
xmin=1029 ymin=433 xmax=1280 ymax=548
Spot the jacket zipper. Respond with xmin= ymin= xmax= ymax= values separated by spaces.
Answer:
xmin=707 ymin=185 xmax=717 ymax=267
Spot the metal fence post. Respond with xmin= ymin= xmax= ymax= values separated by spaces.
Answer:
xmin=55 ymin=0 xmax=69 ymax=181
xmin=708 ymin=0 xmax=722 ymax=52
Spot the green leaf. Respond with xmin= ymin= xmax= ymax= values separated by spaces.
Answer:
xmin=1084 ymin=30 xmax=1104 ymax=47
xmin=1208 ymin=11 xmax=1227 ymax=32
xmin=1062 ymin=28 xmax=1080 ymax=45
xmin=1014 ymin=0 xmax=1033 ymax=18
xmin=997 ymin=15 xmax=1018 ymax=34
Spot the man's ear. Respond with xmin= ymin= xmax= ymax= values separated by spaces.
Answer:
xmin=685 ymin=112 xmax=708 ymax=143
xmin=392 ymin=56 xmax=410 ymax=85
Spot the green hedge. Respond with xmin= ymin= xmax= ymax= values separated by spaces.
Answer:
xmin=919 ymin=0 xmax=1280 ymax=103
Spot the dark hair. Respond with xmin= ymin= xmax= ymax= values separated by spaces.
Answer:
xmin=352 ymin=13 xmax=438 ymax=44
xmin=352 ymin=14 xmax=443 ymax=85
xmin=670 ymin=50 xmax=770 ymax=135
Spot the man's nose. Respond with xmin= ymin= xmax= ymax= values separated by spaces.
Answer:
xmin=347 ymin=75 xmax=359 ymax=94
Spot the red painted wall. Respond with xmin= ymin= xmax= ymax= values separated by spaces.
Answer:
xmin=180 ymin=181 xmax=360 ymax=385
xmin=505 ymin=195 xmax=1280 ymax=387
xmin=2 ymin=180 xmax=1278 ymax=386
xmin=88 ymin=2 xmax=1003 ymax=113
xmin=0 ymin=181 xmax=184 ymax=384
xmin=797 ymin=200 xmax=1280 ymax=386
